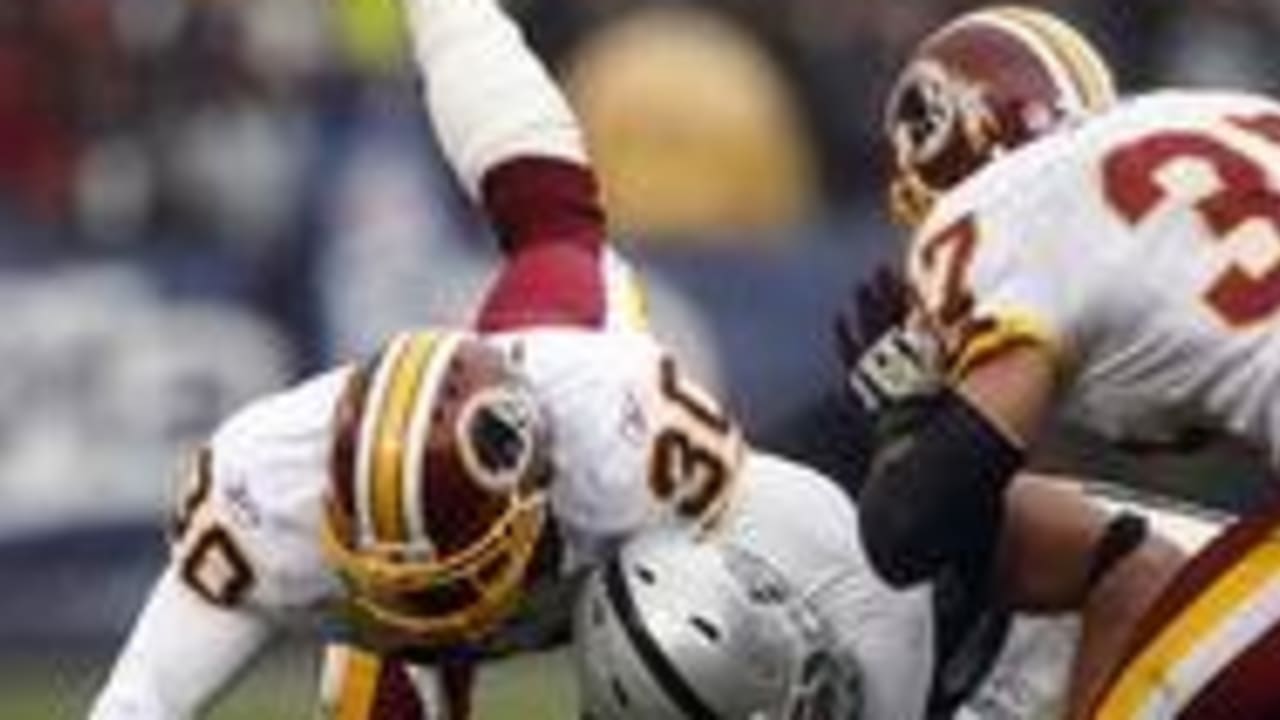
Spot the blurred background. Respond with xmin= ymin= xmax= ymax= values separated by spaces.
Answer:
xmin=2 ymin=0 xmax=1277 ymax=716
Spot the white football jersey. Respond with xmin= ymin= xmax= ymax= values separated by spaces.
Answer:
xmin=712 ymin=453 xmax=936 ymax=720
xmin=494 ymin=328 xmax=743 ymax=570
xmin=93 ymin=0 xmax=728 ymax=713
xmin=909 ymin=90 xmax=1280 ymax=463
xmin=166 ymin=327 xmax=741 ymax=644
xmin=190 ymin=331 xmax=943 ymax=720
xmin=93 ymin=325 xmax=741 ymax=718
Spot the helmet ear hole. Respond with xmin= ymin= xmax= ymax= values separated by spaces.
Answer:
xmin=689 ymin=615 xmax=722 ymax=644
xmin=633 ymin=563 xmax=657 ymax=585
xmin=891 ymin=69 xmax=955 ymax=159
xmin=455 ymin=385 xmax=545 ymax=496
xmin=896 ymin=82 xmax=928 ymax=125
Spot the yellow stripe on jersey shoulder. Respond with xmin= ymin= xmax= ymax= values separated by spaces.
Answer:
xmin=949 ymin=309 xmax=1062 ymax=380
xmin=602 ymin=249 xmax=651 ymax=331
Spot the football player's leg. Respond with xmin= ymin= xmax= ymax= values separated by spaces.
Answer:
xmin=317 ymin=644 xmax=476 ymax=720
xmin=1089 ymin=499 xmax=1280 ymax=718
xmin=318 ymin=644 xmax=427 ymax=720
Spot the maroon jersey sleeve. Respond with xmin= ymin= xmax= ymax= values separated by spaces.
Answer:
xmin=473 ymin=157 xmax=611 ymax=332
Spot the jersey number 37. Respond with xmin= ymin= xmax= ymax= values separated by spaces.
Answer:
xmin=1104 ymin=112 xmax=1280 ymax=328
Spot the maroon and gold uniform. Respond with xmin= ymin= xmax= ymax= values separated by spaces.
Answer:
xmin=88 ymin=0 xmax=690 ymax=716
xmin=871 ymin=7 xmax=1280 ymax=717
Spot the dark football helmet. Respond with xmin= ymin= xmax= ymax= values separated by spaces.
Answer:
xmin=885 ymin=6 xmax=1116 ymax=226
xmin=322 ymin=329 xmax=551 ymax=649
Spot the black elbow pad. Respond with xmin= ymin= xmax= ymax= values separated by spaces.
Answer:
xmin=858 ymin=389 xmax=1025 ymax=587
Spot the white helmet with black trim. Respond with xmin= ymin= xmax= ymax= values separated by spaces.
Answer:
xmin=573 ymin=529 xmax=862 ymax=719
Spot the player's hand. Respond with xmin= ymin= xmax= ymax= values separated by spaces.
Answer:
xmin=834 ymin=266 xmax=943 ymax=415
xmin=834 ymin=265 xmax=911 ymax=370
xmin=847 ymin=324 xmax=944 ymax=414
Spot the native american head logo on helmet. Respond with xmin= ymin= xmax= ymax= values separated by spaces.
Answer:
xmin=321 ymin=329 xmax=552 ymax=650
xmin=884 ymin=6 xmax=1117 ymax=227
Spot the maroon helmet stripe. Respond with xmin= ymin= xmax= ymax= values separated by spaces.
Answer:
xmin=330 ymin=365 xmax=372 ymax=533
xmin=982 ymin=9 xmax=1089 ymax=114
xmin=418 ymin=344 xmax=511 ymax=557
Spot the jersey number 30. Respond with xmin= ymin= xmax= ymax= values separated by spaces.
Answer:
xmin=648 ymin=357 xmax=738 ymax=526
xmin=1104 ymin=112 xmax=1280 ymax=327
xmin=171 ymin=448 xmax=256 ymax=607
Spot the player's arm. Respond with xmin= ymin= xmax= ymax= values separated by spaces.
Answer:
xmin=405 ymin=0 xmax=637 ymax=333
xmin=995 ymin=474 xmax=1186 ymax=720
xmin=88 ymin=567 xmax=274 ymax=719
xmin=90 ymin=443 xmax=277 ymax=719
xmin=857 ymin=341 xmax=1185 ymax=716
xmin=855 ymin=343 xmax=1052 ymax=587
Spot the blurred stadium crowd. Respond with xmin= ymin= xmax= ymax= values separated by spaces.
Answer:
xmin=1 ymin=0 xmax=1279 ymax=708
xmin=7 ymin=0 xmax=1280 ymax=249
xmin=3 ymin=0 xmax=1277 ymax=527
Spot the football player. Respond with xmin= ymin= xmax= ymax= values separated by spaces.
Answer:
xmin=573 ymin=477 xmax=1220 ymax=720
xmin=89 ymin=0 xmax=952 ymax=716
xmin=848 ymin=4 xmax=1280 ymax=717
xmin=88 ymin=0 xmax=722 ymax=716
xmin=88 ymin=0 xmax=980 ymax=715
xmin=85 ymin=2 xmax=1185 ymax=719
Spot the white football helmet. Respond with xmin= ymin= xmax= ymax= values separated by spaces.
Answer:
xmin=574 ymin=529 xmax=862 ymax=719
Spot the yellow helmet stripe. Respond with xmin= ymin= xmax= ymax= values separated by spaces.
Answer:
xmin=400 ymin=331 xmax=465 ymax=551
xmin=1019 ymin=8 xmax=1115 ymax=111
xmin=368 ymin=331 xmax=440 ymax=545
xmin=990 ymin=7 xmax=1115 ymax=112
xmin=354 ymin=334 xmax=408 ymax=546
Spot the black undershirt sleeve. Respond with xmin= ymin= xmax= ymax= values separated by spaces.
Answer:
xmin=857 ymin=388 xmax=1025 ymax=588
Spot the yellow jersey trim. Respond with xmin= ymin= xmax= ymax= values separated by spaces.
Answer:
xmin=949 ymin=309 xmax=1062 ymax=380
xmin=1095 ymin=539 xmax=1280 ymax=717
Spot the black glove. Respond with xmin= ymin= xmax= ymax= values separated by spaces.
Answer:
xmin=834 ymin=266 xmax=942 ymax=416
xmin=834 ymin=265 xmax=911 ymax=372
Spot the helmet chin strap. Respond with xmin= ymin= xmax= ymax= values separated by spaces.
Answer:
xmin=889 ymin=172 xmax=935 ymax=229
xmin=889 ymin=122 xmax=937 ymax=228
